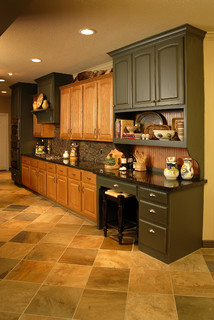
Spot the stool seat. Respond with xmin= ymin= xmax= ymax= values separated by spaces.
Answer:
xmin=102 ymin=189 xmax=138 ymax=244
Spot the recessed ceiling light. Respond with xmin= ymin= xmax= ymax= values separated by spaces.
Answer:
xmin=31 ymin=58 xmax=42 ymax=63
xmin=0 ymin=79 xmax=5 ymax=82
xmin=1 ymin=91 xmax=7 ymax=94
xmin=8 ymin=73 xmax=13 ymax=76
xmin=79 ymin=28 xmax=96 ymax=35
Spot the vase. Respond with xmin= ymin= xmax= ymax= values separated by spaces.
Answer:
xmin=181 ymin=158 xmax=194 ymax=180
xmin=164 ymin=161 xmax=179 ymax=180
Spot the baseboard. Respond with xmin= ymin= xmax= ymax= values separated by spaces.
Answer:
xmin=202 ymin=240 xmax=214 ymax=248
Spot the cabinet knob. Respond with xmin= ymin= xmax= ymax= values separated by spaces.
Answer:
xmin=113 ymin=184 xmax=118 ymax=187
xmin=149 ymin=229 xmax=155 ymax=234
xmin=149 ymin=193 xmax=156 ymax=198
xmin=87 ymin=177 xmax=91 ymax=181
xmin=149 ymin=209 xmax=156 ymax=214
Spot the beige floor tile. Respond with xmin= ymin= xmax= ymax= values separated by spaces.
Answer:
xmin=200 ymin=248 xmax=214 ymax=255
xmin=12 ymin=213 xmax=40 ymax=221
xmin=24 ymin=243 xmax=66 ymax=262
xmin=126 ymin=292 xmax=178 ymax=320
xmin=94 ymin=249 xmax=131 ymax=269
xmin=0 ymin=220 xmax=31 ymax=230
xmin=32 ymin=213 xmax=63 ymax=224
xmin=50 ymin=223 xmax=81 ymax=235
xmin=100 ymin=236 xmax=133 ymax=251
xmin=45 ymin=263 xmax=92 ymax=287
xmin=74 ymin=288 xmax=127 ymax=320
xmin=6 ymin=260 xmax=54 ymax=283
xmin=59 ymin=214 xmax=84 ymax=225
xmin=45 ymin=206 xmax=68 ymax=215
xmin=23 ymin=206 xmax=50 ymax=214
xmin=0 ymin=280 xmax=40 ymax=313
xmin=19 ymin=314 xmax=71 ymax=320
xmin=25 ymin=222 xmax=55 ymax=233
xmin=69 ymin=234 xmax=103 ymax=249
xmin=0 ymin=311 xmax=21 ymax=320
xmin=59 ymin=247 xmax=98 ymax=265
xmin=39 ymin=232 xmax=74 ymax=245
xmin=0 ymin=242 xmax=34 ymax=259
xmin=9 ymin=231 xmax=46 ymax=244
xmin=25 ymin=285 xmax=82 ymax=318
xmin=86 ymin=266 xmax=129 ymax=291
xmin=171 ymin=271 xmax=214 ymax=297
xmin=169 ymin=252 xmax=210 ymax=272
xmin=0 ymin=258 xmax=20 ymax=279
xmin=0 ymin=229 xmax=21 ymax=242
xmin=78 ymin=225 xmax=104 ymax=236
xmin=129 ymin=268 xmax=173 ymax=294
xmin=130 ymin=250 xmax=169 ymax=270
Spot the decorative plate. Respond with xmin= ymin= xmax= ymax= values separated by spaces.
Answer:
xmin=37 ymin=93 xmax=44 ymax=109
xmin=135 ymin=111 xmax=166 ymax=133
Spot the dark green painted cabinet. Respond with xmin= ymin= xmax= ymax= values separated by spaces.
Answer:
xmin=113 ymin=54 xmax=132 ymax=110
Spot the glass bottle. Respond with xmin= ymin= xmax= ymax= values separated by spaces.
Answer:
xmin=127 ymin=153 xmax=133 ymax=170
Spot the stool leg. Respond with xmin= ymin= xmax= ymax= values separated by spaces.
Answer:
xmin=117 ymin=196 xmax=124 ymax=244
xmin=102 ymin=192 xmax=108 ymax=237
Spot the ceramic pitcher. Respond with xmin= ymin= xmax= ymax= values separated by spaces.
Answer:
xmin=181 ymin=158 xmax=194 ymax=180
xmin=164 ymin=161 xmax=179 ymax=180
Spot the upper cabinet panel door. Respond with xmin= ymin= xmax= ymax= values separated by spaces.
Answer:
xmin=71 ymin=85 xmax=83 ymax=139
xmin=155 ymin=37 xmax=184 ymax=106
xmin=113 ymin=54 xmax=132 ymax=110
xmin=60 ymin=87 xmax=71 ymax=139
xmin=83 ymin=82 xmax=98 ymax=140
xmin=97 ymin=75 xmax=113 ymax=141
xmin=133 ymin=46 xmax=155 ymax=108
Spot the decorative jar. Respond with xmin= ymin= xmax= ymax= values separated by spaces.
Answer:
xmin=181 ymin=158 xmax=194 ymax=180
xmin=164 ymin=161 xmax=179 ymax=180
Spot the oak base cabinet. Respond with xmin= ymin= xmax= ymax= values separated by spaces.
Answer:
xmin=82 ymin=171 xmax=97 ymax=222
xmin=46 ymin=163 xmax=57 ymax=201
xmin=56 ymin=165 xmax=68 ymax=207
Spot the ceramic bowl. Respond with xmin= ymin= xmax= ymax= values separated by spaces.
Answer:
xmin=153 ymin=129 xmax=175 ymax=140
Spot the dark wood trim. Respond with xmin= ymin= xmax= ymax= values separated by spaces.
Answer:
xmin=202 ymin=240 xmax=214 ymax=248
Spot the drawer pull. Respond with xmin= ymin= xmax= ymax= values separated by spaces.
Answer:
xmin=149 ymin=209 xmax=156 ymax=214
xmin=149 ymin=193 xmax=156 ymax=198
xmin=149 ymin=229 xmax=155 ymax=234
xmin=113 ymin=184 xmax=118 ymax=187
xmin=87 ymin=177 xmax=91 ymax=180
xmin=72 ymin=173 xmax=76 ymax=176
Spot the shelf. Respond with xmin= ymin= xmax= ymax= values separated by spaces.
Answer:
xmin=31 ymin=108 xmax=54 ymax=114
xmin=113 ymin=138 xmax=186 ymax=148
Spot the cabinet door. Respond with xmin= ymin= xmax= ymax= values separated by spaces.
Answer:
xmin=82 ymin=182 xmax=97 ymax=222
xmin=113 ymin=54 xmax=132 ymax=110
xmin=97 ymin=75 xmax=113 ymax=141
xmin=133 ymin=46 xmax=155 ymax=108
xmin=83 ymin=82 xmax=98 ymax=140
xmin=47 ymin=172 xmax=57 ymax=201
xmin=38 ymin=169 xmax=47 ymax=196
xmin=57 ymin=175 xmax=68 ymax=207
xmin=22 ymin=164 xmax=30 ymax=188
xmin=70 ymin=85 xmax=83 ymax=139
xmin=30 ymin=166 xmax=38 ymax=192
xmin=33 ymin=114 xmax=42 ymax=137
xmin=68 ymin=178 xmax=82 ymax=213
xmin=155 ymin=37 xmax=184 ymax=106
xmin=60 ymin=87 xmax=71 ymax=139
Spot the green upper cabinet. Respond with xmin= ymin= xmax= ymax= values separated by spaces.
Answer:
xmin=155 ymin=37 xmax=184 ymax=106
xmin=113 ymin=54 xmax=132 ymax=110
xmin=111 ymin=36 xmax=184 ymax=110
xmin=133 ymin=45 xmax=155 ymax=108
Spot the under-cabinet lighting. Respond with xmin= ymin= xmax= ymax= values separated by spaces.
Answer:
xmin=79 ymin=28 xmax=96 ymax=35
xmin=1 ymin=91 xmax=7 ymax=94
xmin=8 ymin=73 xmax=13 ymax=76
xmin=0 ymin=79 xmax=5 ymax=82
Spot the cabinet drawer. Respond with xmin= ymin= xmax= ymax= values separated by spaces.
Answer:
xmin=99 ymin=176 xmax=137 ymax=196
xmin=139 ymin=186 xmax=167 ymax=204
xmin=82 ymin=171 xmax=96 ymax=185
xmin=30 ymin=158 xmax=38 ymax=168
xmin=22 ymin=156 xmax=31 ymax=165
xmin=57 ymin=165 xmax=68 ymax=177
xmin=38 ymin=160 xmax=46 ymax=170
xmin=139 ymin=219 xmax=167 ymax=254
xmin=68 ymin=167 xmax=81 ymax=181
xmin=47 ymin=163 xmax=56 ymax=173
xmin=139 ymin=200 xmax=167 ymax=225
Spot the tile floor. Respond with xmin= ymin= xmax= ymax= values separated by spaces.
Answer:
xmin=0 ymin=170 xmax=213 ymax=320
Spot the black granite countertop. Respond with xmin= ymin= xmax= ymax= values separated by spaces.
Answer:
xmin=22 ymin=153 xmax=207 ymax=191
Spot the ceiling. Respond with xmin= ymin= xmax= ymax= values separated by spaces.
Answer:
xmin=1 ymin=0 xmax=214 ymax=97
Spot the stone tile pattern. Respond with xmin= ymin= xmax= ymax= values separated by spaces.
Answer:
xmin=0 ymin=171 xmax=214 ymax=320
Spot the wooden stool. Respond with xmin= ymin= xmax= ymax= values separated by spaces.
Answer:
xmin=102 ymin=189 xmax=138 ymax=244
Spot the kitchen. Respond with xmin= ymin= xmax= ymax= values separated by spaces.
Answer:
xmin=0 ymin=1 xmax=214 ymax=319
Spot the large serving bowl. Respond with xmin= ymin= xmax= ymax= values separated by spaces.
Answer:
xmin=153 ymin=129 xmax=175 ymax=140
